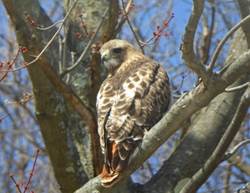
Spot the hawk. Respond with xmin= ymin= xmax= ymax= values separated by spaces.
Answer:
xmin=97 ymin=39 xmax=171 ymax=187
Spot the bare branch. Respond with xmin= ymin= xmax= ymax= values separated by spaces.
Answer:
xmin=114 ymin=0 xmax=134 ymax=36
xmin=23 ymin=149 xmax=39 ymax=193
xmin=121 ymin=0 xmax=144 ymax=53
xmin=208 ymin=15 xmax=250 ymax=72
xmin=10 ymin=175 xmax=22 ymax=193
xmin=223 ymin=139 xmax=250 ymax=161
xmin=36 ymin=19 xmax=64 ymax=31
xmin=181 ymin=0 xmax=208 ymax=84
xmin=229 ymin=157 xmax=250 ymax=176
xmin=200 ymin=2 xmax=215 ymax=65
xmin=225 ymin=82 xmax=250 ymax=92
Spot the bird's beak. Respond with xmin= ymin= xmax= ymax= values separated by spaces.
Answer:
xmin=101 ymin=51 xmax=110 ymax=64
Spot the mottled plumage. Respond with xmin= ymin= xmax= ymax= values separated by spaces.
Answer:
xmin=97 ymin=39 xmax=171 ymax=187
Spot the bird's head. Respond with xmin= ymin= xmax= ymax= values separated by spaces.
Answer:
xmin=100 ymin=39 xmax=134 ymax=72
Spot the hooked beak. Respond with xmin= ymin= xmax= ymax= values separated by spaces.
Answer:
xmin=101 ymin=51 xmax=110 ymax=64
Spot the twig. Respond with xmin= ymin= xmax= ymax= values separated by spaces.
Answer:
xmin=121 ymin=0 xmax=144 ymax=53
xmin=0 ymin=114 xmax=8 ymax=122
xmin=179 ymin=87 xmax=250 ymax=193
xmin=60 ymin=7 xmax=109 ymax=77
xmin=9 ymin=149 xmax=40 ymax=193
xmin=139 ymin=13 xmax=174 ymax=47
xmin=223 ymin=139 xmax=250 ymax=161
xmin=0 ymin=0 xmax=78 ymax=73
xmin=171 ymin=72 xmax=186 ymax=93
xmin=181 ymin=0 xmax=209 ymax=84
xmin=208 ymin=14 xmax=250 ymax=72
xmin=36 ymin=19 xmax=64 ymax=31
xmin=114 ymin=0 xmax=133 ymax=36
xmin=0 ymin=47 xmax=21 ymax=81
xmin=58 ymin=36 xmax=63 ymax=74
xmin=23 ymin=149 xmax=40 ymax=193
xmin=79 ymin=14 xmax=89 ymax=36
xmin=225 ymin=82 xmax=249 ymax=92
xmin=10 ymin=175 xmax=22 ymax=193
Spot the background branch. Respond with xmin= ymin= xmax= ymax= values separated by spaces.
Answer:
xmin=208 ymin=15 xmax=250 ymax=72
xmin=181 ymin=0 xmax=208 ymax=84
xmin=223 ymin=139 xmax=250 ymax=161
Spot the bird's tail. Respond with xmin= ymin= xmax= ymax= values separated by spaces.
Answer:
xmin=100 ymin=141 xmax=133 ymax=187
xmin=100 ymin=164 xmax=120 ymax=187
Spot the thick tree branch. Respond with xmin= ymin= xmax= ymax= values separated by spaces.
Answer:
xmin=145 ymin=80 xmax=248 ymax=193
xmin=36 ymin=57 xmax=98 ymax=146
xmin=181 ymin=0 xmax=208 ymax=83
xmin=179 ymin=87 xmax=250 ymax=193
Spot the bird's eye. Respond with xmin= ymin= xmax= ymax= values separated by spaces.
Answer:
xmin=112 ymin=47 xmax=122 ymax=54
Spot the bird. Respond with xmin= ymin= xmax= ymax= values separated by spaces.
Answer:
xmin=97 ymin=39 xmax=171 ymax=187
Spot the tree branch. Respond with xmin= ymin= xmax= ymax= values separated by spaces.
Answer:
xmin=120 ymin=0 xmax=144 ymax=53
xmin=179 ymin=86 xmax=250 ymax=193
xmin=181 ymin=0 xmax=208 ymax=84
xmin=225 ymin=82 xmax=250 ymax=92
xmin=229 ymin=157 xmax=250 ymax=176
xmin=113 ymin=0 xmax=134 ymax=37
xmin=200 ymin=1 xmax=215 ymax=65
xmin=223 ymin=139 xmax=250 ymax=161
xmin=208 ymin=14 xmax=250 ymax=72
